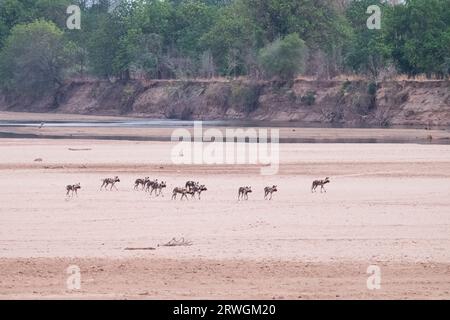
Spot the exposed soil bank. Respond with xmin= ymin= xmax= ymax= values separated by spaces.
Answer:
xmin=1 ymin=78 xmax=449 ymax=127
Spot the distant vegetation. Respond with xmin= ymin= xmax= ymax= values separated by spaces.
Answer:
xmin=0 ymin=0 xmax=449 ymax=96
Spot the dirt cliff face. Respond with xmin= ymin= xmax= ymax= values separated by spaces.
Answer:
xmin=1 ymin=78 xmax=449 ymax=127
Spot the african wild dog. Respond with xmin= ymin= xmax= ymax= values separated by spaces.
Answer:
xmin=311 ymin=177 xmax=330 ymax=193
xmin=191 ymin=184 xmax=207 ymax=200
xmin=100 ymin=176 xmax=120 ymax=191
xmin=66 ymin=183 xmax=81 ymax=197
xmin=238 ymin=186 xmax=252 ymax=200
xmin=134 ymin=177 xmax=150 ymax=190
xmin=264 ymin=185 xmax=278 ymax=200
xmin=150 ymin=181 xmax=167 ymax=196
xmin=144 ymin=179 xmax=158 ymax=192
xmin=172 ymin=187 xmax=193 ymax=200
xmin=185 ymin=181 xmax=199 ymax=191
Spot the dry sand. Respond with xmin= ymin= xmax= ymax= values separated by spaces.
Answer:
xmin=0 ymin=135 xmax=449 ymax=299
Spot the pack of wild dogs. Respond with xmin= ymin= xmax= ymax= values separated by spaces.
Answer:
xmin=66 ymin=176 xmax=331 ymax=200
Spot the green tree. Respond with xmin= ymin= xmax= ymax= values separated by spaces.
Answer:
xmin=0 ymin=20 xmax=74 ymax=95
xmin=124 ymin=0 xmax=174 ymax=78
xmin=242 ymin=0 xmax=351 ymax=59
xmin=0 ymin=0 xmax=72 ymax=48
xmin=172 ymin=0 xmax=217 ymax=57
xmin=0 ymin=20 xmax=8 ymax=48
xmin=0 ymin=0 xmax=26 ymax=47
xmin=86 ymin=13 xmax=122 ymax=78
xmin=203 ymin=0 xmax=351 ymax=78
xmin=200 ymin=1 xmax=260 ymax=76
xmin=33 ymin=0 xmax=71 ymax=29
xmin=131 ymin=0 xmax=173 ymax=37
xmin=344 ymin=0 xmax=391 ymax=79
xmin=385 ymin=0 xmax=450 ymax=78
xmin=258 ymin=33 xmax=307 ymax=80
xmin=88 ymin=0 xmax=174 ymax=80
xmin=113 ymin=28 xmax=151 ymax=80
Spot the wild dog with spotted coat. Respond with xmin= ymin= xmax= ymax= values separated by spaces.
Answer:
xmin=66 ymin=183 xmax=81 ymax=197
xmin=238 ymin=186 xmax=252 ymax=200
xmin=191 ymin=184 xmax=207 ymax=200
xmin=150 ymin=181 xmax=167 ymax=196
xmin=144 ymin=179 xmax=158 ymax=192
xmin=311 ymin=177 xmax=330 ymax=193
xmin=100 ymin=176 xmax=120 ymax=191
xmin=134 ymin=177 xmax=150 ymax=190
xmin=264 ymin=185 xmax=277 ymax=200
xmin=185 ymin=181 xmax=199 ymax=191
xmin=172 ymin=187 xmax=193 ymax=200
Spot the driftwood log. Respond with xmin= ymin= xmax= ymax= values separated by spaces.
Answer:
xmin=158 ymin=237 xmax=193 ymax=247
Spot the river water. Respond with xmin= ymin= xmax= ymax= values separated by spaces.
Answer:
xmin=0 ymin=118 xmax=448 ymax=130
xmin=0 ymin=119 xmax=449 ymax=144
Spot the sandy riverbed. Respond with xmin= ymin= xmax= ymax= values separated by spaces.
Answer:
xmin=0 ymin=136 xmax=449 ymax=299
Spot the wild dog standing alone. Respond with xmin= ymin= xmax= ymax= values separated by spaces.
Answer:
xmin=238 ymin=186 xmax=252 ymax=200
xmin=264 ymin=185 xmax=278 ymax=200
xmin=66 ymin=183 xmax=81 ymax=197
xmin=172 ymin=187 xmax=192 ymax=200
xmin=134 ymin=177 xmax=150 ymax=190
xmin=311 ymin=177 xmax=330 ymax=193
xmin=150 ymin=181 xmax=167 ymax=197
xmin=100 ymin=176 xmax=120 ymax=191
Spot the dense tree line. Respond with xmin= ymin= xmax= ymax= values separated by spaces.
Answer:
xmin=0 ymin=0 xmax=449 ymax=94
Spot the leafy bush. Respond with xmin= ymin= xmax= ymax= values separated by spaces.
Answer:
xmin=258 ymin=33 xmax=307 ymax=81
xmin=342 ymin=80 xmax=352 ymax=93
xmin=0 ymin=20 xmax=73 ymax=95
xmin=367 ymin=82 xmax=378 ymax=95
xmin=301 ymin=91 xmax=316 ymax=106
xmin=231 ymin=83 xmax=262 ymax=114
xmin=180 ymin=107 xmax=193 ymax=120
